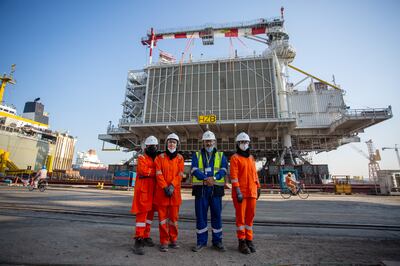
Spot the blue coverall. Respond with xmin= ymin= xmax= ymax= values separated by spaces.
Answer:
xmin=191 ymin=148 xmax=228 ymax=246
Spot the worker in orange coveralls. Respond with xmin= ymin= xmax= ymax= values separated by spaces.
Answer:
xmin=229 ymin=132 xmax=261 ymax=254
xmin=154 ymin=133 xmax=185 ymax=252
xmin=131 ymin=135 xmax=159 ymax=255
xmin=285 ymin=172 xmax=299 ymax=194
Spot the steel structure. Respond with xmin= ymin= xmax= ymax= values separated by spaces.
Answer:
xmin=350 ymin=140 xmax=382 ymax=188
xmin=366 ymin=140 xmax=381 ymax=193
xmin=99 ymin=10 xmax=392 ymax=165
xmin=382 ymin=144 xmax=400 ymax=168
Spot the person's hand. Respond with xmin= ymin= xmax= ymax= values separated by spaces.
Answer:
xmin=164 ymin=186 xmax=170 ymax=197
xmin=164 ymin=185 xmax=174 ymax=197
xmin=235 ymin=187 xmax=243 ymax=203
xmin=257 ymin=188 xmax=261 ymax=200
xmin=168 ymin=184 xmax=174 ymax=196
xmin=205 ymin=177 xmax=214 ymax=187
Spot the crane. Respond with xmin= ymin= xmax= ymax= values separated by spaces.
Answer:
xmin=382 ymin=144 xmax=400 ymax=168
xmin=350 ymin=139 xmax=381 ymax=193
xmin=366 ymin=140 xmax=381 ymax=191
xmin=0 ymin=64 xmax=16 ymax=103
xmin=141 ymin=7 xmax=295 ymax=65
xmin=140 ymin=8 xmax=340 ymax=91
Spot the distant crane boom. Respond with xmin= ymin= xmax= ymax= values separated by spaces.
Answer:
xmin=382 ymin=144 xmax=400 ymax=168
xmin=350 ymin=144 xmax=369 ymax=160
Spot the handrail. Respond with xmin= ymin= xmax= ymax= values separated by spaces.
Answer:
xmin=334 ymin=107 xmax=392 ymax=121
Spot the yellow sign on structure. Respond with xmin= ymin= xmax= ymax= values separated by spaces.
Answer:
xmin=198 ymin=114 xmax=217 ymax=124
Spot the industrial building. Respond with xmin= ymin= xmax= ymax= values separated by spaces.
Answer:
xmin=99 ymin=11 xmax=392 ymax=184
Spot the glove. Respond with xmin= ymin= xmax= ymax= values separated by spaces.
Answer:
xmin=164 ymin=185 xmax=174 ymax=197
xmin=164 ymin=186 xmax=170 ymax=197
xmin=168 ymin=184 xmax=174 ymax=196
xmin=257 ymin=188 xmax=261 ymax=200
xmin=235 ymin=187 xmax=243 ymax=203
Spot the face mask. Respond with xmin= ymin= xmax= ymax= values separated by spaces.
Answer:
xmin=146 ymin=146 xmax=157 ymax=154
xmin=239 ymin=143 xmax=249 ymax=151
xmin=205 ymin=146 xmax=214 ymax=153
xmin=168 ymin=148 xmax=176 ymax=153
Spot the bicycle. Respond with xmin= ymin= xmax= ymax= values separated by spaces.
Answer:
xmin=280 ymin=182 xmax=309 ymax=199
xmin=28 ymin=179 xmax=48 ymax=192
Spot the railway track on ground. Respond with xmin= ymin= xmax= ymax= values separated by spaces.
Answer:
xmin=1 ymin=203 xmax=399 ymax=232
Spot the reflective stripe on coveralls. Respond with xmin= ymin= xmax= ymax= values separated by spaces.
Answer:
xmin=135 ymin=210 xmax=155 ymax=238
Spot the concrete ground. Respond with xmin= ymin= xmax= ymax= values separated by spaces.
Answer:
xmin=0 ymin=185 xmax=399 ymax=265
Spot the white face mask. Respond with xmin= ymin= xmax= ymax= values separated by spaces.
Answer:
xmin=168 ymin=148 xmax=176 ymax=153
xmin=205 ymin=146 xmax=214 ymax=153
xmin=239 ymin=143 xmax=249 ymax=151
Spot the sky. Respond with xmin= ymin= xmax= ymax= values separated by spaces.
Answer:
xmin=1 ymin=0 xmax=399 ymax=179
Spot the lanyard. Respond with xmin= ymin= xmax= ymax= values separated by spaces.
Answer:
xmin=204 ymin=151 xmax=213 ymax=170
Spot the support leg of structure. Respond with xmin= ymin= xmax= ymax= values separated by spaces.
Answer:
xmin=282 ymin=133 xmax=295 ymax=165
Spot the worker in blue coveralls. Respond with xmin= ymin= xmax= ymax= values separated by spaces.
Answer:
xmin=191 ymin=130 xmax=228 ymax=252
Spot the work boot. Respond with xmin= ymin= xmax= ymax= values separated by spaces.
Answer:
xmin=133 ymin=238 xmax=144 ymax=255
xmin=168 ymin=241 xmax=180 ymax=249
xmin=238 ymin=239 xmax=250 ymax=254
xmin=159 ymin=244 xmax=168 ymax=252
xmin=212 ymin=242 xmax=226 ymax=252
xmin=143 ymin=237 xmax=155 ymax=247
xmin=192 ymin=244 xmax=206 ymax=252
xmin=246 ymin=240 xmax=256 ymax=253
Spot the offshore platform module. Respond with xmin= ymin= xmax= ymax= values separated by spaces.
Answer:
xmin=99 ymin=10 xmax=392 ymax=184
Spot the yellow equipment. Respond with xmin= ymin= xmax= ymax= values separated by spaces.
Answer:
xmin=333 ymin=175 xmax=352 ymax=195
xmin=97 ymin=182 xmax=104 ymax=189
xmin=46 ymin=155 xmax=54 ymax=173
xmin=0 ymin=64 xmax=16 ymax=103
xmin=0 ymin=149 xmax=53 ymax=176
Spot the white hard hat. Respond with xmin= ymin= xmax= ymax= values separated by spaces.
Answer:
xmin=236 ymin=132 xmax=250 ymax=142
xmin=166 ymin=133 xmax=179 ymax=142
xmin=144 ymin=135 xmax=158 ymax=145
xmin=202 ymin=130 xmax=216 ymax=141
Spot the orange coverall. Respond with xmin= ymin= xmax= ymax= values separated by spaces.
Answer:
xmin=285 ymin=175 xmax=297 ymax=193
xmin=154 ymin=152 xmax=185 ymax=245
xmin=131 ymin=154 xmax=156 ymax=239
xmin=230 ymin=154 xmax=260 ymax=241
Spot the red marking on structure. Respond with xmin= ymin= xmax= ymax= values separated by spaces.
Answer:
xmin=174 ymin=33 xmax=187 ymax=39
xmin=251 ymin=27 xmax=266 ymax=35
xmin=225 ymin=29 xmax=238 ymax=37
xmin=114 ymin=176 xmax=131 ymax=180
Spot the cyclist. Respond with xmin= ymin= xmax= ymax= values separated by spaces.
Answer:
xmin=285 ymin=172 xmax=299 ymax=194
xmin=32 ymin=165 xmax=48 ymax=188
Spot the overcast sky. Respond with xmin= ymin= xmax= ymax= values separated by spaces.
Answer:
xmin=1 ymin=0 xmax=399 ymax=179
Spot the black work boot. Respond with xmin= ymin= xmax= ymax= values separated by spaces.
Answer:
xmin=133 ymin=238 xmax=144 ymax=255
xmin=143 ymin=237 xmax=155 ymax=247
xmin=238 ymin=239 xmax=250 ymax=254
xmin=213 ymin=242 xmax=226 ymax=252
xmin=169 ymin=241 xmax=180 ymax=249
xmin=246 ymin=240 xmax=256 ymax=253
xmin=192 ymin=244 xmax=206 ymax=252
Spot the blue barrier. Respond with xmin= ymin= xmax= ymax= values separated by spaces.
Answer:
xmin=113 ymin=171 xmax=136 ymax=187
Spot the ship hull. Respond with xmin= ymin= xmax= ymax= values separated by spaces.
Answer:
xmin=0 ymin=126 xmax=55 ymax=171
